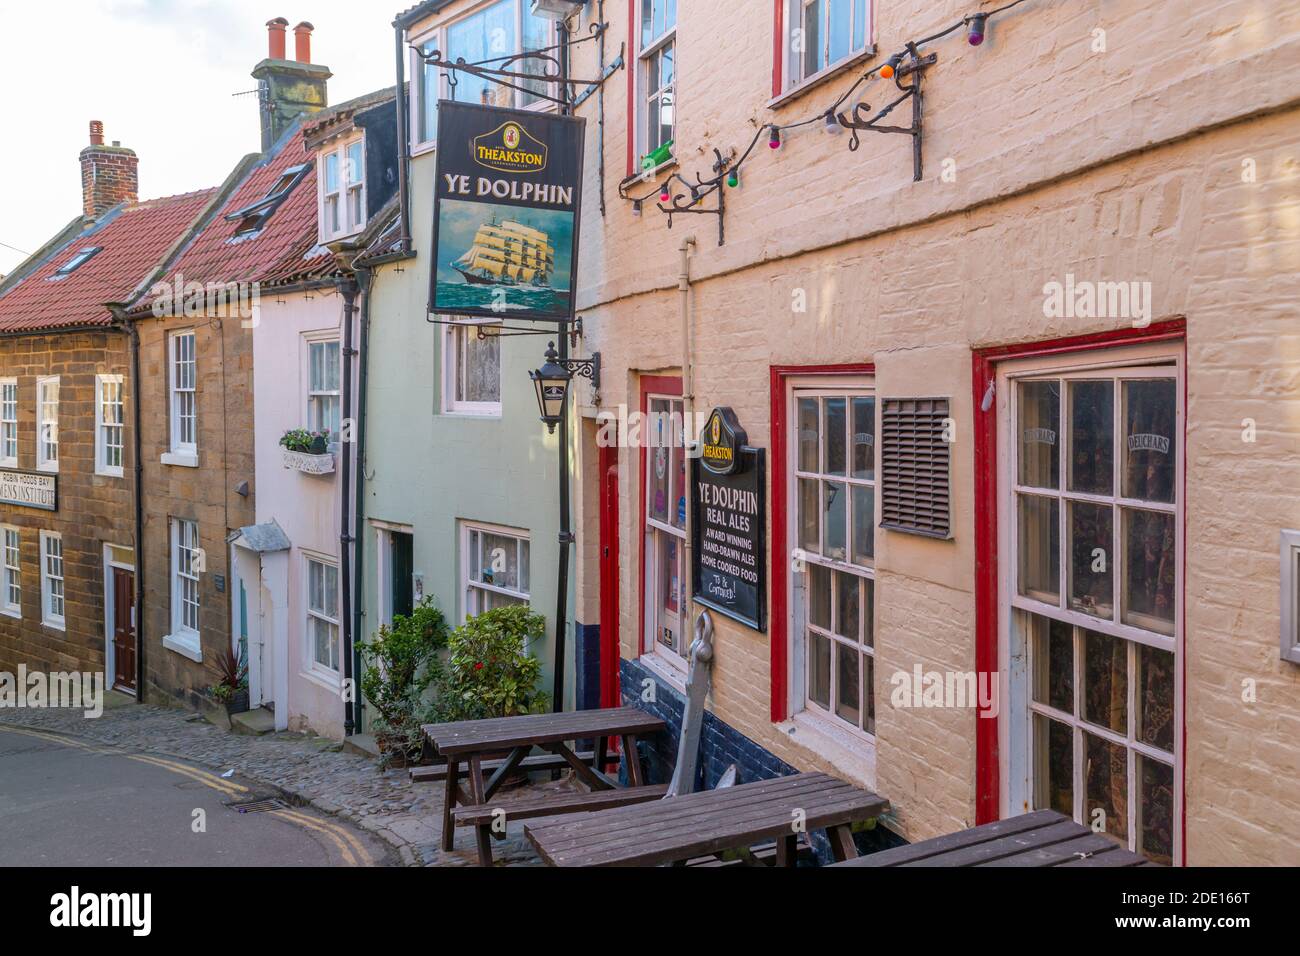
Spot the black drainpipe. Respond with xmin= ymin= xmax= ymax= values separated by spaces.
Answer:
xmin=129 ymin=321 xmax=147 ymax=700
xmin=351 ymin=265 xmax=373 ymax=734
xmin=392 ymin=22 xmax=413 ymax=253
xmin=339 ymin=278 xmax=359 ymax=735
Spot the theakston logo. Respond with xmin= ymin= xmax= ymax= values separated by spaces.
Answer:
xmin=473 ymin=121 xmax=547 ymax=174
xmin=50 ymin=886 xmax=151 ymax=936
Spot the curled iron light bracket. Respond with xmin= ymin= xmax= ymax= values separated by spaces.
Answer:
xmin=415 ymin=22 xmax=623 ymax=109
xmin=836 ymin=47 xmax=937 ymax=181
xmin=652 ymin=148 xmax=731 ymax=246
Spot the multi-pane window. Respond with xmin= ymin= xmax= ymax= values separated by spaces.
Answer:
xmin=173 ymin=519 xmax=201 ymax=635
xmin=40 ymin=531 xmax=63 ymax=627
xmin=639 ymin=0 xmax=676 ymax=163
xmin=464 ymin=523 xmax=530 ymax=618
xmin=788 ymin=0 xmax=871 ymax=84
xmin=445 ymin=322 xmax=501 ymax=414
xmin=320 ymin=139 xmax=366 ymax=241
xmin=414 ymin=0 xmax=554 ymax=146
xmin=0 ymin=380 xmax=16 ymax=465
xmin=307 ymin=557 xmax=340 ymax=672
xmin=1012 ymin=363 xmax=1180 ymax=865
xmin=643 ymin=395 xmax=688 ymax=664
xmin=36 ymin=377 xmax=58 ymax=470
xmin=169 ymin=331 xmax=196 ymax=455
xmin=96 ymin=374 xmax=125 ymax=476
xmin=307 ymin=339 xmax=341 ymax=440
xmin=2 ymin=527 xmax=20 ymax=616
xmin=793 ymin=388 xmax=876 ymax=736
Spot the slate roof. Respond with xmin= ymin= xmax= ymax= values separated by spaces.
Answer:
xmin=0 ymin=189 xmax=218 ymax=333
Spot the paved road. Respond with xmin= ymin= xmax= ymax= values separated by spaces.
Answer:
xmin=0 ymin=726 xmax=391 ymax=866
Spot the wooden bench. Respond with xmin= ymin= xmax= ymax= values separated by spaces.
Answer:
xmin=525 ymin=771 xmax=889 ymax=867
xmin=423 ymin=706 xmax=667 ymax=865
xmin=408 ymin=750 xmax=601 ymax=784
xmin=831 ymin=809 xmax=1157 ymax=867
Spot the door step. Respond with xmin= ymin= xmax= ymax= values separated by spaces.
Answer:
xmin=230 ymin=707 xmax=276 ymax=736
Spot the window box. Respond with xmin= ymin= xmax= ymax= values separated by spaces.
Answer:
xmin=282 ymin=448 xmax=336 ymax=476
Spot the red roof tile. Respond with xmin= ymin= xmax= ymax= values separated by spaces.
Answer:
xmin=150 ymin=129 xmax=320 ymax=295
xmin=0 ymin=189 xmax=217 ymax=333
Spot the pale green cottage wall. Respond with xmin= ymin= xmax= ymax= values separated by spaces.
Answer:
xmin=359 ymin=148 xmax=573 ymax=725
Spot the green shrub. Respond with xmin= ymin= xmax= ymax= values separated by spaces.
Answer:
xmin=433 ymin=604 xmax=549 ymax=722
xmin=360 ymin=599 xmax=449 ymax=765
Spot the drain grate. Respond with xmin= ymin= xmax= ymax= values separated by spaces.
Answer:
xmin=228 ymin=797 xmax=287 ymax=814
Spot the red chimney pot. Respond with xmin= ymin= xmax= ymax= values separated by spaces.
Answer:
xmin=293 ymin=22 xmax=314 ymax=64
xmin=266 ymin=17 xmax=289 ymax=60
xmin=89 ymin=120 xmax=104 ymax=146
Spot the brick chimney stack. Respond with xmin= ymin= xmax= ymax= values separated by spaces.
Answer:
xmin=251 ymin=17 xmax=330 ymax=152
xmin=80 ymin=121 xmax=138 ymax=219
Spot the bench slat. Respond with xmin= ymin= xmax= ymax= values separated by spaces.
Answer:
xmin=424 ymin=707 xmax=664 ymax=755
xmin=452 ymin=784 xmax=669 ymax=826
xmin=409 ymin=751 xmax=600 ymax=783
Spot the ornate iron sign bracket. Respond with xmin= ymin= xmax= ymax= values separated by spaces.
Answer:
xmin=836 ymin=46 xmax=937 ymax=181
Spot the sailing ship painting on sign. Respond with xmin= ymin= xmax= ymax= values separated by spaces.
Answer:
xmin=430 ymin=101 xmax=585 ymax=323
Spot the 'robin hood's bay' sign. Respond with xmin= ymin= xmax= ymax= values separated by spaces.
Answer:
xmin=430 ymin=100 xmax=586 ymax=323
xmin=692 ymin=407 xmax=766 ymax=631
xmin=0 ymin=468 xmax=57 ymax=511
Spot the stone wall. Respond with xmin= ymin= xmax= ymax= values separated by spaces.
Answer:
xmin=0 ymin=330 xmax=135 ymax=680
xmin=136 ymin=310 xmax=255 ymax=706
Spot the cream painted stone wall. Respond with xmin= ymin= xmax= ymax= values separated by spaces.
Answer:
xmin=546 ymin=0 xmax=1300 ymax=863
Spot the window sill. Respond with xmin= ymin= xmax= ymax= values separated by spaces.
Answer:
xmin=0 ymin=459 xmax=16 ymax=469
xmin=36 ymin=463 xmax=58 ymax=475
xmin=1 ymin=606 xmax=20 ymax=620
xmin=779 ymin=710 xmax=877 ymax=789
xmin=300 ymin=667 xmax=341 ymax=693
xmin=95 ymin=466 xmax=124 ymax=479
xmin=768 ymin=45 xmax=878 ymax=112
xmin=411 ymin=140 xmax=436 ymax=159
xmin=638 ymin=650 xmax=689 ymax=697
xmin=442 ymin=406 xmax=503 ymax=419
xmin=161 ymin=451 xmax=198 ymax=468
xmin=42 ymin=617 xmax=66 ymax=633
xmin=621 ymin=158 xmax=678 ymax=192
xmin=162 ymin=629 xmax=203 ymax=663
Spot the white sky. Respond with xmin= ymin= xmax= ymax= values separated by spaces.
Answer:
xmin=0 ymin=0 xmax=401 ymax=276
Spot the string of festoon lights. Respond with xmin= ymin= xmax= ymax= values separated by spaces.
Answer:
xmin=621 ymin=0 xmax=1031 ymax=232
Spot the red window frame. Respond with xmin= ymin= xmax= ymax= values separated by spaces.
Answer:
xmin=637 ymin=374 xmax=684 ymax=660
xmin=971 ymin=318 xmax=1187 ymax=832
xmin=768 ymin=362 xmax=875 ymax=723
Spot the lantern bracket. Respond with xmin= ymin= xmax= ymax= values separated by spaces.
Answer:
xmin=836 ymin=48 xmax=937 ymax=181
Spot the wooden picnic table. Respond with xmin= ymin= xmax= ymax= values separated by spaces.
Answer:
xmin=832 ymin=808 xmax=1157 ymax=867
xmin=422 ymin=706 xmax=667 ymax=865
xmin=524 ymin=771 xmax=889 ymax=867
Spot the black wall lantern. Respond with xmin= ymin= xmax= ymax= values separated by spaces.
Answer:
xmin=530 ymin=341 xmax=600 ymax=433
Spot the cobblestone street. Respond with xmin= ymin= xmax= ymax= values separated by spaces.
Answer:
xmin=0 ymin=696 xmax=545 ymax=867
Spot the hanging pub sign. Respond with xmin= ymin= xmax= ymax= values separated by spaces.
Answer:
xmin=0 ymin=468 xmax=57 ymax=511
xmin=692 ymin=407 xmax=766 ymax=631
xmin=429 ymin=100 xmax=586 ymax=323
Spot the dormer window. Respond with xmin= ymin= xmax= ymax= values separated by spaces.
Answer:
xmin=224 ymin=163 xmax=310 ymax=238
xmin=319 ymin=136 xmax=366 ymax=242
xmin=49 ymin=246 xmax=102 ymax=279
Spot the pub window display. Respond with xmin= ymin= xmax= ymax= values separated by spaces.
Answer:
xmin=1013 ymin=364 xmax=1179 ymax=865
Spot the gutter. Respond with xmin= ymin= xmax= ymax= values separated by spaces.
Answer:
xmin=392 ymin=21 xmax=413 ymax=253
xmin=350 ymin=265 xmax=374 ymax=734
xmin=128 ymin=320 xmax=147 ymax=698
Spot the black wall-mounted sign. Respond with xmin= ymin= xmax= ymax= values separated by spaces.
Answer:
xmin=429 ymin=100 xmax=586 ymax=323
xmin=692 ymin=407 xmax=766 ymax=632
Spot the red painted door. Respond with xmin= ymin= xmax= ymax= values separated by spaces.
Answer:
xmin=598 ymin=443 xmax=621 ymax=709
xmin=112 ymin=567 xmax=136 ymax=692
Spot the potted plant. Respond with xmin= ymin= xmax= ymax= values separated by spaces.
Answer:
xmin=211 ymin=646 xmax=249 ymax=716
xmin=279 ymin=428 xmax=334 ymax=474
xmin=360 ymin=599 xmax=450 ymax=768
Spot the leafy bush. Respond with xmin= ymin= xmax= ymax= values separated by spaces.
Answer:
xmin=432 ymin=604 xmax=549 ymax=722
xmin=360 ymin=599 xmax=450 ymax=765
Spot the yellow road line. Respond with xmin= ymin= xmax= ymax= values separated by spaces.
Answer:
xmin=3 ymin=725 xmax=247 ymax=796
xmin=273 ymin=807 xmax=373 ymax=866
xmin=270 ymin=809 xmax=357 ymax=866
xmin=124 ymin=753 xmax=247 ymax=796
